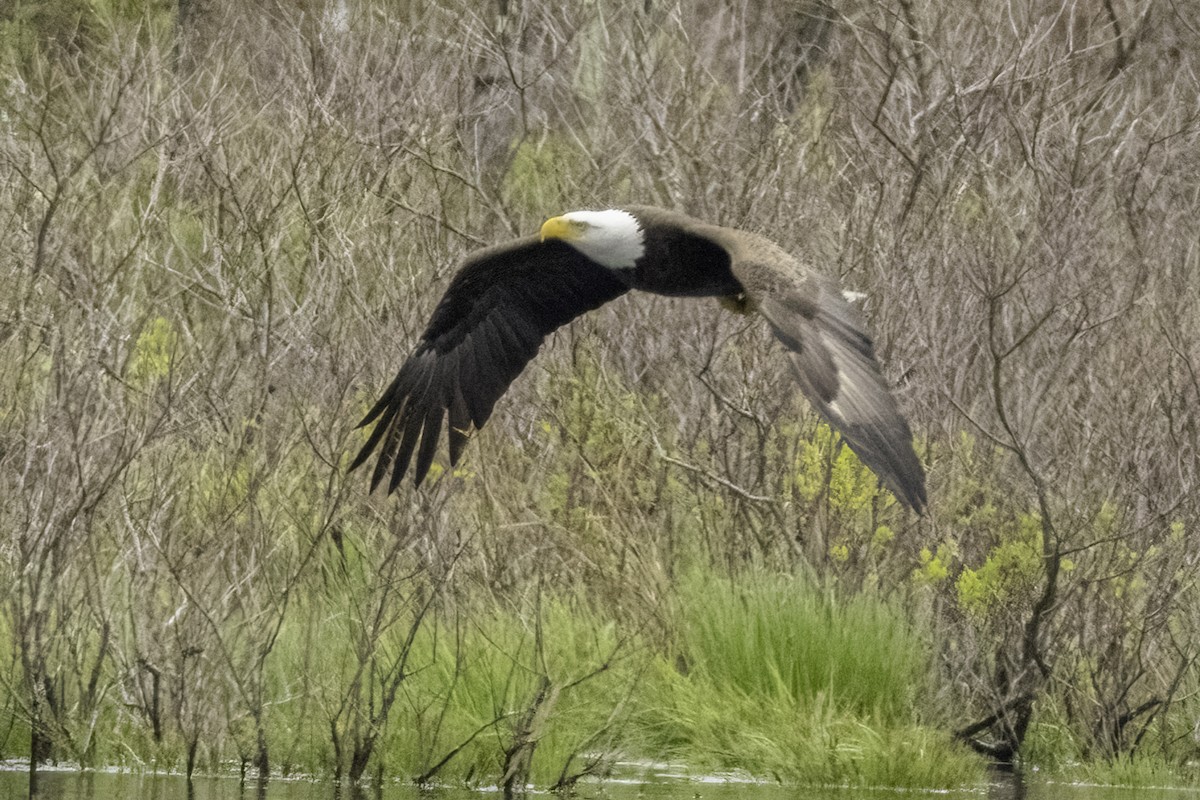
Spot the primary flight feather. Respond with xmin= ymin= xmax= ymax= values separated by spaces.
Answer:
xmin=351 ymin=205 xmax=927 ymax=512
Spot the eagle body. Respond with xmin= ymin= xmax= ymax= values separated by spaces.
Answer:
xmin=620 ymin=206 xmax=744 ymax=297
xmin=352 ymin=206 xmax=927 ymax=512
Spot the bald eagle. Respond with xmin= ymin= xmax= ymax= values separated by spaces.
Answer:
xmin=351 ymin=206 xmax=927 ymax=512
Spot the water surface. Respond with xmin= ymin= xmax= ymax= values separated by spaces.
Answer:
xmin=3 ymin=765 xmax=1198 ymax=800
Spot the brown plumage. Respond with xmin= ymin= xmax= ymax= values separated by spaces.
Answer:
xmin=351 ymin=206 xmax=927 ymax=512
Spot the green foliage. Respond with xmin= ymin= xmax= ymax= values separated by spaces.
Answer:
xmin=0 ymin=0 xmax=171 ymax=66
xmin=643 ymin=570 xmax=979 ymax=787
xmin=674 ymin=571 xmax=927 ymax=721
xmin=0 ymin=614 xmax=31 ymax=760
xmin=128 ymin=316 xmax=178 ymax=387
xmin=407 ymin=599 xmax=638 ymax=785
xmin=0 ymin=0 xmax=92 ymax=56
xmin=264 ymin=588 xmax=645 ymax=786
xmin=955 ymin=512 xmax=1043 ymax=620
xmin=1065 ymin=755 xmax=1199 ymax=788
xmin=912 ymin=543 xmax=953 ymax=587
xmin=536 ymin=351 xmax=662 ymax=518
xmin=503 ymin=135 xmax=590 ymax=218
xmin=1020 ymin=713 xmax=1082 ymax=772
xmin=792 ymin=420 xmax=896 ymax=519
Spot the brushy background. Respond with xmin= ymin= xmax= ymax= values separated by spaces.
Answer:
xmin=1 ymin=0 xmax=1198 ymax=791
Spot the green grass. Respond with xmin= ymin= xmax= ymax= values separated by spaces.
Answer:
xmin=673 ymin=571 xmax=927 ymax=722
xmin=1 ymin=565 xmax=981 ymax=788
xmin=640 ymin=571 xmax=983 ymax=788
xmin=260 ymin=590 xmax=648 ymax=787
xmin=1057 ymin=755 xmax=1200 ymax=789
xmin=381 ymin=597 xmax=644 ymax=787
xmin=1021 ymin=717 xmax=1200 ymax=789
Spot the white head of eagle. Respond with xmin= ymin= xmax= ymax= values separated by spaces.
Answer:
xmin=540 ymin=209 xmax=645 ymax=270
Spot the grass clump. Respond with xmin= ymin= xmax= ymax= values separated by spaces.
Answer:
xmin=386 ymin=597 xmax=643 ymax=788
xmin=255 ymin=567 xmax=984 ymax=790
xmin=644 ymin=571 xmax=982 ymax=788
xmin=262 ymin=590 xmax=648 ymax=788
xmin=1065 ymin=755 xmax=1200 ymax=788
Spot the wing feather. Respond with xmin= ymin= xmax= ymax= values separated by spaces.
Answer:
xmin=354 ymin=237 xmax=629 ymax=490
xmin=414 ymin=402 xmax=444 ymax=489
xmin=722 ymin=238 xmax=927 ymax=513
xmin=447 ymin=381 xmax=471 ymax=465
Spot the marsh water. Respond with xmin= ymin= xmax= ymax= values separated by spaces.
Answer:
xmin=4 ymin=766 xmax=1198 ymax=800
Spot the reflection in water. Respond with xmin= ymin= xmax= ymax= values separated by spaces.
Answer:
xmin=332 ymin=779 xmax=385 ymax=800
xmin=988 ymin=768 xmax=1027 ymax=800
xmin=1 ymin=765 xmax=1186 ymax=800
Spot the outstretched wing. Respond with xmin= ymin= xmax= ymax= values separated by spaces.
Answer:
xmin=719 ymin=234 xmax=927 ymax=512
xmin=351 ymin=236 xmax=630 ymax=492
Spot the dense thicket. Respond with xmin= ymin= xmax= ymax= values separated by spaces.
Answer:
xmin=1 ymin=0 xmax=1198 ymax=790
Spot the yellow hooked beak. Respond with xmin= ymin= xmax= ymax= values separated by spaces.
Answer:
xmin=540 ymin=215 xmax=586 ymax=242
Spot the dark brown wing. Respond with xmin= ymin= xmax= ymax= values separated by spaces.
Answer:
xmin=715 ymin=231 xmax=927 ymax=513
xmin=351 ymin=236 xmax=630 ymax=492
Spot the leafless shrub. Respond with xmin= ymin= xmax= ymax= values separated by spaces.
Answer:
xmin=1 ymin=0 xmax=1198 ymax=780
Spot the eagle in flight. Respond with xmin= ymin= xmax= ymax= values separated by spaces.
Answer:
xmin=351 ymin=206 xmax=926 ymax=513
